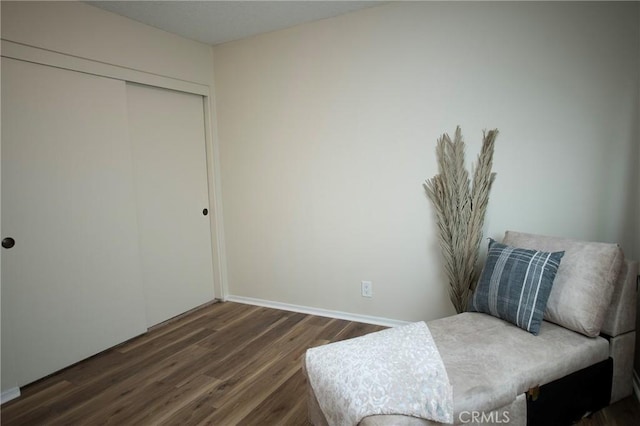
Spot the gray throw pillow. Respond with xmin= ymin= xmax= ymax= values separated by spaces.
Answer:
xmin=502 ymin=231 xmax=624 ymax=337
xmin=469 ymin=239 xmax=564 ymax=335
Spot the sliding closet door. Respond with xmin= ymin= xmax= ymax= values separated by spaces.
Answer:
xmin=1 ymin=58 xmax=147 ymax=390
xmin=126 ymin=83 xmax=215 ymax=327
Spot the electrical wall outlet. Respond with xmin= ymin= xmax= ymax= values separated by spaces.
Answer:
xmin=361 ymin=281 xmax=373 ymax=298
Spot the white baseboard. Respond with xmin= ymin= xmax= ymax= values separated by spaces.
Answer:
xmin=1 ymin=387 xmax=20 ymax=404
xmin=225 ymin=295 xmax=410 ymax=328
xmin=633 ymin=369 xmax=640 ymax=402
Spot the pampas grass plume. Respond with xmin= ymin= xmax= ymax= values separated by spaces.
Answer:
xmin=424 ymin=127 xmax=498 ymax=313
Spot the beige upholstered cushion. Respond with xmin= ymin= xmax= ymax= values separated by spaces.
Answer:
xmin=502 ymin=231 xmax=624 ymax=337
xmin=304 ymin=313 xmax=608 ymax=425
xmin=428 ymin=313 xmax=609 ymax=415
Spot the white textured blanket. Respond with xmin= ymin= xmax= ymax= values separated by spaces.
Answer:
xmin=305 ymin=321 xmax=453 ymax=426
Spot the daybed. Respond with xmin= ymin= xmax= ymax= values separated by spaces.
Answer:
xmin=304 ymin=231 xmax=638 ymax=425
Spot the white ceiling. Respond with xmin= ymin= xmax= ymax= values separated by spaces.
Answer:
xmin=86 ymin=1 xmax=385 ymax=46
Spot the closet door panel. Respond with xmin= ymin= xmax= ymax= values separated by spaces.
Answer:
xmin=1 ymin=58 xmax=147 ymax=390
xmin=126 ymin=83 xmax=215 ymax=327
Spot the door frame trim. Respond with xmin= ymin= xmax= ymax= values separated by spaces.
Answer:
xmin=1 ymin=40 xmax=209 ymax=95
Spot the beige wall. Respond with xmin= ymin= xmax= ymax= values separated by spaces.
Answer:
xmin=213 ymin=1 xmax=640 ymax=322
xmin=3 ymin=1 xmax=638 ymax=324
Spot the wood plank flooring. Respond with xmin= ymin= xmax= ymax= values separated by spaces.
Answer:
xmin=0 ymin=302 xmax=384 ymax=425
xmin=1 ymin=301 xmax=638 ymax=425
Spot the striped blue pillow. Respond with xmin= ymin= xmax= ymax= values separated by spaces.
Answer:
xmin=469 ymin=239 xmax=564 ymax=335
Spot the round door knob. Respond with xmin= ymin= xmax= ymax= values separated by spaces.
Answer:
xmin=2 ymin=237 xmax=16 ymax=249
xmin=203 ymin=208 xmax=208 ymax=216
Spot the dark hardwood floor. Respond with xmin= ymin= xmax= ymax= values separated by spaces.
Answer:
xmin=1 ymin=301 xmax=638 ymax=425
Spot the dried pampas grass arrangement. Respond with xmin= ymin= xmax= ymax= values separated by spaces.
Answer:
xmin=424 ymin=127 xmax=498 ymax=313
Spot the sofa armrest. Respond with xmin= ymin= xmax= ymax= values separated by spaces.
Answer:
xmin=601 ymin=260 xmax=638 ymax=337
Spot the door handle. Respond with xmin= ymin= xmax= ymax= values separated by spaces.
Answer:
xmin=2 ymin=237 xmax=16 ymax=249
xmin=203 ymin=208 xmax=208 ymax=216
